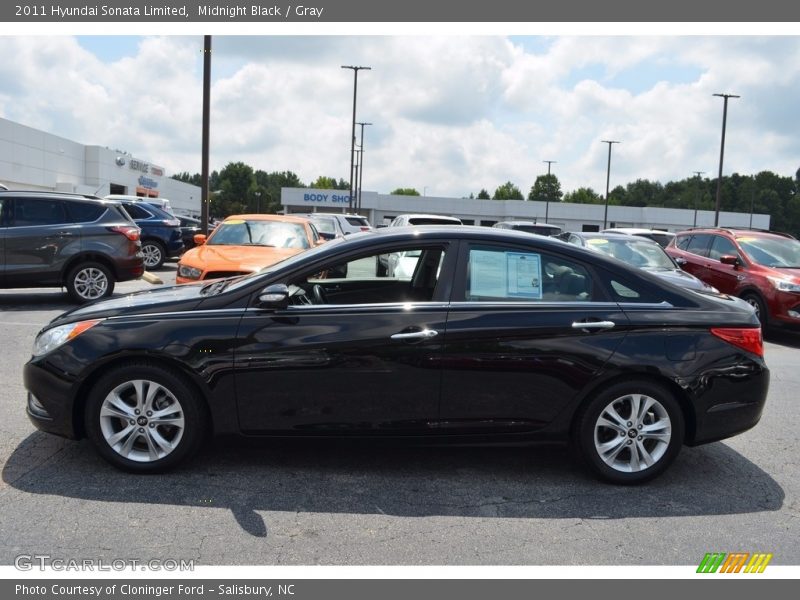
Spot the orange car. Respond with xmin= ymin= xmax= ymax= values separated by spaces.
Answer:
xmin=176 ymin=214 xmax=321 ymax=284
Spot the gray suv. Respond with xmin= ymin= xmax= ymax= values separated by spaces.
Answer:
xmin=301 ymin=213 xmax=372 ymax=239
xmin=0 ymin=191 xmax=144 ymax=303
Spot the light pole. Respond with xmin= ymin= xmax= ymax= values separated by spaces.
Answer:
xmin=601 ymin=140 xmax=620 ymax=229
xmin=341 ymin=65 xmax=371 ymax=213
xmin=713 ymin=93 xmax=739 ymax=227
xmin=201 ymin=35 xmax=212 ymax=236
xmin=542 ymin=160 xmax=556 ymax=222
xmin=692 ymin=171 xmax=704 ymax=227
xmin=356 ymin=121 xmax=371 ymax=213
xmin=254 ymin=191 xmax=261 ymax=214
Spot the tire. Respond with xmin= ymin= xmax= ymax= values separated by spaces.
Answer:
xmin=141 ymin=240 xmax=166 ymax=270
xmin=84 ymin=363 xmax=208 ymax=473
xmin=740 ymin=292 xmax=768 ymax=328
xmin=65 ymin=262 xmax=115 ymax=304
xmin=573 ymin=380 xmax=685 ymax=485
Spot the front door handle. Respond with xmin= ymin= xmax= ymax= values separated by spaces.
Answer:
xmin=571 ymin=321 xmax=616 ymax=330
xmin=391 ymin=329 xmax=439 ymax=340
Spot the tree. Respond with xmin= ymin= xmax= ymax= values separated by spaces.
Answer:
xmin=171 ymin=171 xmax=201 ymax=186
xmin=528 ymin=174 xmax=563 ymax=203
xmin=254 ymin=170 xmax=305 ymax=214
xmin=214 ymin=162 xmax=256 ymax=216
xmin=493 ymin=181 xmax=524 ymax=200
xmin=563 ymin=187 xmax=603 ymax=204
xmin=390 ymin=188 xmax=421 ymax=196
xmin=477 ymin=188 xmax=491 ymax=200
xmin=310 ymin=176 xmax=348 ymax=190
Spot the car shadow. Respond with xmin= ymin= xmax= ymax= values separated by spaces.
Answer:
xmin=0 ymin=291 xmax=76 ymax=311
xmin=2 ymin=432 xmax=784 ymax=538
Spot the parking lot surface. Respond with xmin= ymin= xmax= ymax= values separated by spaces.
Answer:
xmin=1 ymin=265 xmax=799 ymax=565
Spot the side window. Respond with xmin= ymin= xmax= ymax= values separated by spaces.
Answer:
xmin=66 ymin=202 xmax=105 ymax=223
xmin=603 ymin=275 xmax=662 ymax=304
xmin=708 ymin=235 xmax=740 ymax=261
xmin=0 ymin=198 xmax=10 ymax=227
xmin=12 ymin=198 xmax=69 ymax=227
xmin=290 ymin=244 xmax=448 ymax=305
xmin=464 ymin=245 xmax=593 ymax=302
xmin=685 ymin=234 xmax=712 ymax=257
xmin=123 ymin=203 xmax=153 ymax=220
xmin=675 ymin=235 xmax=692 ymax=250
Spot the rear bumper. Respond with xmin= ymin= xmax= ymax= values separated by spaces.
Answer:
xmin=114 ymin=257 xmax=145 ymax=282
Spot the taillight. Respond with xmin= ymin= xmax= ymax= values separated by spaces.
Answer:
xmin=110 ymin=226 xmax=140 ymax=241
xmin=710 ymin=327 xmax=763 ymax=357
xmin=360 ymin=226 xmax=370 ymax=231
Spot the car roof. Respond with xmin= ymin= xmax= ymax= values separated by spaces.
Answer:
xmin=603 ymin=227 xmax=674 ymax=235
xmin=400 ymin=213 xmax=462 ymax=221
xmin=497 ymin=220 xmax=559 ymax=227
xmin=222 ymin=214 xmax=312 ymax=224
xmin=0 ymin=190 xmax=106 ymax=202
xmin=678 ymin=227 xmax=795 ymax=240
xmin=570 ymin=231 xmax=655 ymax=242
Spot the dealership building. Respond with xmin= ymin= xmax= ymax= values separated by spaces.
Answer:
xmin=0 ymin=117 xmax=200 ymax=214
xmin=281 ymin=187 xmax=770 ymax=232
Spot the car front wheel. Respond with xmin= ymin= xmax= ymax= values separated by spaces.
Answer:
xmin=574 ymin=380 xmax=684 ymax=484
xmin=66 ymin=262 xmax=114 ymax=303
xmin=84 ymin=363 xmax=207 ymax=473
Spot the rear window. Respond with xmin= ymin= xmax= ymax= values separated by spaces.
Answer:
xmin=123 ymin=203 xmax=154 ymax=220
xmin=345 ymin=216 xmax=370 ymax=227
xmin=407 ymin=217 xmax=461 ymax=225
xmin=66 ymin=201 xmax=106 ymax=223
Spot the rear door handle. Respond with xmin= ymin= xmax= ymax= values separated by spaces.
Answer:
xmin=391 ymin=329 xmax=439 ymax=340
xmin=571 ymin=321 xmax=616 ymax=330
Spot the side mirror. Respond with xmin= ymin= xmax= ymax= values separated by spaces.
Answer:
xmin=719 ymin=254 xmax=739 ymax=267
xmin=193 ymin=234 xmax=207 ymax=246
xmin=257 ymin=283 xmax=290 ymax=309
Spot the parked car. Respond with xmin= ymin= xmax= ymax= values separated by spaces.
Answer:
xmin=176 ymin=215 xmax=214 ymax=250
xmin=0 ymin=190 xmax=143 ymax=302
xmin=109 ymin=200 xmax=184 ymax=270
xmin=602 ymin=227 xmax=676 ymax=248
xmin=561 ymin=231 xmax=716 ymax=292
xmin=378 ymin=214 xmax=462 ymax=275
xmin=494 ymin=220 xmax=562 ymax=237
xmin=301 ymin=213 xmax=372 ymax=240
xmin=666 ymin=227 xmax=800 ymax=328
xmin=104 ymin=194 xmax=174 ymax=216
xmin=176 ymin=214 xmax=320 ymax=284
xmin=25 ymin=226 xmax=768 ymax=483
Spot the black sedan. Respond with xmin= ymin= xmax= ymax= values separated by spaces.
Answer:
xmin=24 ymin=226 xmax=769 ymax=484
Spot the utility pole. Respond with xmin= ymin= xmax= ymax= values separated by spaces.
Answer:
xmin=542 ymin=160 xmax=556 ymax=222
xmin=356 ymin=121 xmax=372 ymax=213
xmin=713 ymin=93 xmax=740 ymax=226
xmin=341 ymin=66 xmax=371 ymax=213
xmin=601 ymin=141 xmax=620 ymax=229
xmin=692 ymin=171 xmax=704 ymax=227
xmin=201 ymin=35 xmax=211 ymax=236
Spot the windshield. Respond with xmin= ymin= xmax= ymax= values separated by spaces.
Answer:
xmin=208 ymin=219 xmax=310 ymax=249
xmin=586 ymin=238 xmax=675 ymax=269
xmin=738 ymin=236 xmax=800 ymax=268
xmin=309 ymin=217 xmax=336 ymax=235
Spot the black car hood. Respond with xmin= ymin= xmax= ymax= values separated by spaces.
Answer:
xmin=49 ymin=283 xmax=208 ymax=327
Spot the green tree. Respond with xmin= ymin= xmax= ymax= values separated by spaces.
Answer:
xmin=527 ymin=174 xmax=563 ymax=203
xmin=215 ymin=162 xmax=256 ymax=216
xmin=310 ymin=175 xmax=348 ymax=190
xmin=254 ymin=170 xmax=305 ymax=213
xmin=476 ymin=188 xmax=491 ymax=200
xmin=493 ymin=181 xmax=524 ymax=200
xmin=563 ymin=187 xmax=603 ymax=204
xmin=390 ymin=188 xmax=421 ymax=196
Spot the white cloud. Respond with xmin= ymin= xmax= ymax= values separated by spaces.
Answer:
xmin=1 ymin=35 xmax=798 ymax=198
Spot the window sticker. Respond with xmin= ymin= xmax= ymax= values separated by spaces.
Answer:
xmin=469 ymin=250 xmax=542 ymax=299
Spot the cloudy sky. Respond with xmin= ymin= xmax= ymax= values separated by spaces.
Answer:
xmin=1 ymin=35 xmax=799 ymax=197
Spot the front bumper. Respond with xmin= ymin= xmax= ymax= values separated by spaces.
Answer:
xmin=24 ymin=360 xmax=80 ymax=439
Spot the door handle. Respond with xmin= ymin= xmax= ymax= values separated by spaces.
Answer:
xmin=571 ymin=321 xmax=615 ymax=330
xmin=391 ymin=329 xmax=439 ymax=340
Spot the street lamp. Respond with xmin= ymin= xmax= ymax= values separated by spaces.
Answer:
xmin=601 ymin=140 xmax=620 ymax=229
xmin=713 ymin=93 xmax=740 ymax=227
xmin=542 ymin=160 xmax=556 ymax=222
xmin=692 ymin=171 xmax=704 ymax=227
xmin=341 ymin=65 xmax=371 ymax=213
xmin=356 ymin=121 xmax=372 ymax=213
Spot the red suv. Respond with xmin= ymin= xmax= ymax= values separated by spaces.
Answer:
xmin=666 ymin=228 xmax=800 ymax=328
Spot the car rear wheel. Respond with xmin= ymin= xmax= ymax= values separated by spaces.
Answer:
xmin=84 ymin=363 xmax=207 ymax=473
xmin=574 ymin=380 xmax=684 ymax=484
xmin=65 ymin=262 xmax=114 ymax=303
xmin=142 ymin=240 xmax=166 ymax=270
xmin=740 ymin=292 xmax=768 ymax=327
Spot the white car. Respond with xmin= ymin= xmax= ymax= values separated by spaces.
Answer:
xmin=378 ymin=214 xmax=462 ymax=275
xmin=602 ymin=227 xmax=676 ymax=248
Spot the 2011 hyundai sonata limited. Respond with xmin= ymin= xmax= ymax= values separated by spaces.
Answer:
xmin=24 ymin=226 xmax=769 ymax=484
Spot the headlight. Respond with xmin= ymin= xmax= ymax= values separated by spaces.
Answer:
xmin=768 ymin=277 xmax=800 ymax=293
xmin=178 ymin=264 xmax=202 ymax=279
xmin=32 ymin=320 xmax=102 ymax=357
